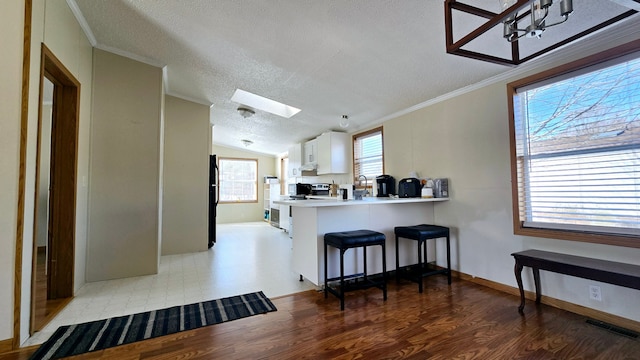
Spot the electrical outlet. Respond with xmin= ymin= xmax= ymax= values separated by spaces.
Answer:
xmin=589 ymin=285 xmax=602 ymax=301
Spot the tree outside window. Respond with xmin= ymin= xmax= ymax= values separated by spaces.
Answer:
xmin=507 ymin=44 xmax=640 ymax=247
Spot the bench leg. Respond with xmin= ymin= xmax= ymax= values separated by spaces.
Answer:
xmin=533 ymin=267 xmax=541 ymax=304
xmin=514 ymin=260 xmax=525 ymax=313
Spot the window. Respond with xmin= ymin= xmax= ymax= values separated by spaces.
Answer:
xmin=507 ymin=41 xmax=640 ymax=248
xmin=353 ymin=127 xmax=384 ymax=185
xmin=218 ymin=158 xmax=258 ymax=203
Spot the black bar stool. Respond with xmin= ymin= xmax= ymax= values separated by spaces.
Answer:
xmin=324 ymin=230 xmax=387 ymax=310
xmin=394 ymin=224 xmax=451 ymax=293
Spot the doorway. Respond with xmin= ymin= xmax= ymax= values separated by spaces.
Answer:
xmin=30 ymin=44 xmax=80 ymax=333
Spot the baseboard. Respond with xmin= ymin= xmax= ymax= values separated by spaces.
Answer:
xmin=453 ymin=269 xmax=640 ymax=333
xmin=0 ymin=338 xmax=13 ymax=354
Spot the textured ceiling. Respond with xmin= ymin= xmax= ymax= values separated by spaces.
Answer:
xmin=72 ymin=0 xmax=638 ymax=156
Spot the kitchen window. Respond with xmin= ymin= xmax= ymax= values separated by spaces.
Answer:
xmin=507 ymin=40 xmax=640 ymax=248
xmin=218 ymin=157 xmax=258 ymax=203
xmin=353 ymin=127 xmax=384 ymax=186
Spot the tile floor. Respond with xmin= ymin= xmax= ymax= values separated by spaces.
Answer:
xmin=24 ymin=222 xmax=317 ymax=346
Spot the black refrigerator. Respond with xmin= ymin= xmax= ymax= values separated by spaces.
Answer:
xmin=208 ymin=155 xmax=218 ymax=248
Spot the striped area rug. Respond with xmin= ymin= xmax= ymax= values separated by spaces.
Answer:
xmin=30 ymin=291 xmax=277 ymax=360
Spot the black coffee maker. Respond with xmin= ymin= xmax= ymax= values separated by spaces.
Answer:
xmin=376 ymin=175 xmax=395 ymax=197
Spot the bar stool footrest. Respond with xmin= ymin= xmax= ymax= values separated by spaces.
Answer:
xmin=397 ymin=265 xmax=449 ymax=284
xmin=325 ymin=278 xmax=386 ymax=297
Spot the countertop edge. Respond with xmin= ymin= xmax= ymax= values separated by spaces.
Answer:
xmin=274 ymin=197 xmax=449 ymax=207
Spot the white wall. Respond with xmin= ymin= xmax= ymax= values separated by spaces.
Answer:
xmin=45 ymin=0 xmax=95 ymax=296
xmin=0 ymin=0 xmax=24 ymax=343
xmin=162 ymin=96 xmax=210 ymax=255
xmin=86 ymin=49 xmax=163 ymax=281
xmin=212 ymin=144 xmax=277 ymax=224
xmin=382 ymin=51 xmax=640 ymax=323
xmin=9 ymin=0 xmax=95 ymax=345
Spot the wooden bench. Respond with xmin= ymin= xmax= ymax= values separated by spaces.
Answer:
xmin=512 ymin=249 xmax=640 ymax=313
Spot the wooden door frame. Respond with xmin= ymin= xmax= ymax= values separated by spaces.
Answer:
xmin=28 ymin=43 xmax=80 ymax=334
xmin=14 ymin=0 xmax=33 ymax=348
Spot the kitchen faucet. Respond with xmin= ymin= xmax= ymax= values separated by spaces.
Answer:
xmin=357 ymin=175 xmax=369 ymax=196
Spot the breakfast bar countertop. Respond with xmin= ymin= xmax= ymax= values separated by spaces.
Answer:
xmin=274 ymin=196 xmax=449 ymax=208
xmin=280 ymin=195 xmax=449 ymax=286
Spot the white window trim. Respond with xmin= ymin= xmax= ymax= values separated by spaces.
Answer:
xmin=218 ymin=157 xmax=258 ymax=204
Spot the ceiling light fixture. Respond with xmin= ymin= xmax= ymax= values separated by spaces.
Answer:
xmin=444 ymin=0 xmax=638 ymax=66
xmin=231 ymin=89 xmax=301 ymax=118
xmin=339 ymin=115 xmax=350 ymax=128
xmin=500 ymin=0 xmax=573 ymax=42
xmin=241 ymin=139 xmax=253 ymax=147
xmin=237 ymin=107 xmax=255 ymax=118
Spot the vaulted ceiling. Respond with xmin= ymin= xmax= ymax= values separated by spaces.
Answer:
xmin=72 ymin=0 xmax=639 ymax=155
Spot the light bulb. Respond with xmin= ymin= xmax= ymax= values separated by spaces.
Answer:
xmin=533 ymin=0 xmax=544 ymax=19
xmin=499 ymin=0 xmax=517 ymax=11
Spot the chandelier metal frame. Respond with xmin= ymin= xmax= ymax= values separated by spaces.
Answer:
xmin=444 ymin=0 xmax=638 ymax=66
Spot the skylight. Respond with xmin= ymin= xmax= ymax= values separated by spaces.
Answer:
xmin=231 ymin=89 xmax=301 ymax=119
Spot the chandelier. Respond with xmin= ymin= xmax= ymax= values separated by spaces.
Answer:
xmin=500 ymin=0 xmax=573 ymax=42
xmin=444 ymin=0 xmax=638 ymax=66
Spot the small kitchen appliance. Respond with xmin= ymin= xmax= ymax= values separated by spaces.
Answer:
xmin=338 ymin=184 xmax=354 ymax=200
xmin=288 ymin=183 xmax=312 ymax=199
xmin=398 ymin=178 xmax=422 ymax=198
xmin=433 ymin=178 xmax=449 ymax=198
xmin=311 ymin=183 xmax=330 ymax=195
xmin=376 ymin=175 xmax=395 ymax=197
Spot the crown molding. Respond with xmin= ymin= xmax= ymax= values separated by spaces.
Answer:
xmin=165 ymin=91 xmax=213 ymax=108
xmin=376 ymin=18 xmax=640 ymax=124
xmin=67 ymin=0 xmax=165 ymax=68
xmin=94 ymin=44 xmax=165 ymax=68
xmin=66 ymin=0 xmax=96 ymax=46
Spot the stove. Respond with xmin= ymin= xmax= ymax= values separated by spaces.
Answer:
xmin=311 ymin=183 xmax=330 ymax=195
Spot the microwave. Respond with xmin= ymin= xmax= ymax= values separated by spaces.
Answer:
xmin=288 ymin=183 xmax=312 ymax=196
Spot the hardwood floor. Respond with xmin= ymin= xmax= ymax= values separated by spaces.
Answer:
xmin=3 ymin=276 xmax=639 ymax=359
xmin=33 ymin=247 xmax=70 ymax=332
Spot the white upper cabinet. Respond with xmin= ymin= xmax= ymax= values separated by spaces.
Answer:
xmin=303 ymin=139 xmax=318 ymax=168
xmin=288 ymin=143 xmax=302 ymax=177
xmin=317 ymin=131 xmax=349 ymax=174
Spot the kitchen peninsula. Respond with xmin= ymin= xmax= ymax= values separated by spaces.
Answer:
xmin=274 ymin=197 xmax=449 ymax=286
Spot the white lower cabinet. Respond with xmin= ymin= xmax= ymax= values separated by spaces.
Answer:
xmin=279 ymin=205 xmax=290 ymax=231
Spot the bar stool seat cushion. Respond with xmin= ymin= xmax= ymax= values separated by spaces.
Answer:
xmin=325 ymin=230 xmax=386 ymax=248
xmin=394 ymin=224 xmax=449 ymax=240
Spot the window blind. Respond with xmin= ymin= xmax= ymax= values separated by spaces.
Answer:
xmin=514 ymin=54 xmax=640 ymax=236
xmin=353 ymin=130 xmax=383 ymax=184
